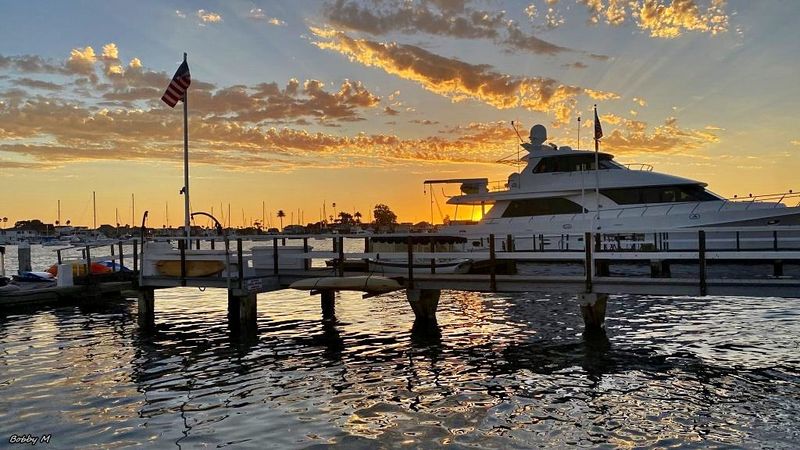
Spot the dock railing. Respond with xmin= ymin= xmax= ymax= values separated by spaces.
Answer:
xmin=136 ymin=226 xmax=800 ymax=298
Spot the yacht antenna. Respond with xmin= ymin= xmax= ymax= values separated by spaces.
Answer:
xmin=511 ymin=120 xmax=522 ymax=173
xmin=510 ymin=120 xmax=524 ymax=143
xmin=577 ymin=115 xmax=581 ymax=150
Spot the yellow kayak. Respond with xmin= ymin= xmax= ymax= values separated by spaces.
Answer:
xmin=155 ymin=260 xmax=226 ymax=277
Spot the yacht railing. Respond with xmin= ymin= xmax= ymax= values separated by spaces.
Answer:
xmin=726 ymin=191 xmax=800 ymax=207
xmin=623 ymin=163 xmax=653 ymax=171
xmin=488 ymin=180 xmax=509 ymax=192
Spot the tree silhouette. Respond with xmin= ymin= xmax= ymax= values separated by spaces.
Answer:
xmin=354 ymin=211 xmax=362 ymax=223
xmin=66 ymin=219 xmax=71 ymax=226
xmin=373 ymin=204 xmax=397 ymax=229
xmin=337 ymin=212 xmax=353 ymax=224
xmin=277 ymin=210 xmax=286 ymax=231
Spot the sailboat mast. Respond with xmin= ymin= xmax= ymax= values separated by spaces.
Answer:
xmin=92 ymin=191 xmax=97 ymax=229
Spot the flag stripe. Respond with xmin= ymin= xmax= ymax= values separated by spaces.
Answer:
xmin=161 ymin=60 xmax=191 ymax=108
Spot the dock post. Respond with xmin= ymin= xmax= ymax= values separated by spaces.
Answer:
xmin=237 ymin=238 xmax=244 ymax=290
xmin=650 ymin=260 xmax=671 ymax=278
xmin=698 ymin=230 xmax=707 ymax=296
xmin=17 ymin=242 xmax=32 ymax=274
xmin=773 ymin=260 xmax=784 ymax=277
xmin=320 ymin=290 xmax=335 ymax=319
xmin=179 ymin=239 xmax=186 ymax=287
xmin=407 ymin=236 xmax=414 ymax=289
xmin=584 ymin=232 xmax=593 ymax=292
xmin=577 ymin=292 xmax=607 ymax=332
xmin=430 ymin=235 xmax=436 ymax=274
xmin=272 ymin=238 xmax=279 ymax=275
xmin=132 ymin=240 xmax=138 ymax=272
xmin=338 ymin=236 xmax=345 ymax=277
xmin=137 ymin=288 xmax=155 ymax=329
xmin=489 ymin=234 xmax=496 ymax=291
xmin=85 ymin=245 xmax=93 ymax=285
xmin=303 ymin=238 xmax=310 ymax=271
xmin=406 ymin=288 xmax=440 ymax=322
xmin=228 ymin=290 xmax=258 ymax=334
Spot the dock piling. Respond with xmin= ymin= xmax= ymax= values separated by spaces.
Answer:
xmin=650 ymin=260 xmax=671 ymax=278
xmin=406 ymin=288 xmax=440 ymax=322
xmin=137 ymin=288 xmax=155 ymax=328
xmin=18 ymin=243 xmax=32 ymax=274
xmin=228 ymin=290 xmax=257 ymax=332
xmin=577 ymin=292 xmax=607 ymax=332
xmin=320 ymin=290 xmax=335 ymax=319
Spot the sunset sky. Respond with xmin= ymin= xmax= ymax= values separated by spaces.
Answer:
xmin=1 ymin=0 xmax=798 ymax=228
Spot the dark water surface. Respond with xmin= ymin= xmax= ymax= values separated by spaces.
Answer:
xmin=1 ymin=287 xmax=799 ymax=449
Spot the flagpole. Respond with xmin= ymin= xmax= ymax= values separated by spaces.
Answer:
xmin=182 ymin=52 xmax=191 ymax=240
xmin=593 ymin=105 xmax=601 ymax=231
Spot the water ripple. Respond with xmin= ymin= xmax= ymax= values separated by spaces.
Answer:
xmin=1 ymin=274 xmax=799 ymax=447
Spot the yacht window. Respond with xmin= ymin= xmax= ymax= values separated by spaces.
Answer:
xmin=532 ymin=154 xmax=621 ymax=173
xmin=501 ymin=198 xmax=586 ymax=218
xmin=602 ymin=185 xmax=720 ymax=205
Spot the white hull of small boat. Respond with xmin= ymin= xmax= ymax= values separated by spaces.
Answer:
xmin=367 ymin=258 xmax=472 ymax=274
xmin=290 ymin=275 xmax=401 ymax=293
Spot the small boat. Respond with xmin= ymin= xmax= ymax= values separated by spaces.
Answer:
xmin=46 ymin=262 xmax=113 ymax=277
xmin=289 ymin=275 xmax=401 ymax=293
xmin=12 ymin=271 xmax=56 ymax=283
xmin=155 ymin=260 xmax=226 ymax=277
xmin=367 ymin=258 xmax=472 ymax=274
xmin=325 ymin=258 xmax=369 ymax=271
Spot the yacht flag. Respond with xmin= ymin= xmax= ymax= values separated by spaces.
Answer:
xmin=594 ymin=106 xmax=603 ymax=141
xmin=161 ymin=60 xmax=191 ymax=107
xmin=592 ymin=104 xmax=602 ymax=231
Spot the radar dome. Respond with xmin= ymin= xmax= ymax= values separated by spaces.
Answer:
xmin=529 ymin=124 xmax=547 ymax=145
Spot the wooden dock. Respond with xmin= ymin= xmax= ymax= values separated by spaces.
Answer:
xmin=131 ymin=227 xmax=800 ymax=335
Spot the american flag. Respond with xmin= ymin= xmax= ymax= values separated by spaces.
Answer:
xmin=593 ymin=106 xmax=603 ymax=140
xmin=161 ymin=60 xmax=191 ymax=108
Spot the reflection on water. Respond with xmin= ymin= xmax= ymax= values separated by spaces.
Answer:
xmin=1 ymin=286 xmax=799 ymax=448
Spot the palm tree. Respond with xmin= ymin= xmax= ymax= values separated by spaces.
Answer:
xmin=354 ymin=211 xmax=362 ymax=223
xmin=1 ymin=217 xmax=7 ymax=229
xmin=277 ymin=210 xmax=286 ymax=231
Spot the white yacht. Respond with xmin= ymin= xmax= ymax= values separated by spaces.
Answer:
xmin=428 ymin=124 xmax=800 ymax=244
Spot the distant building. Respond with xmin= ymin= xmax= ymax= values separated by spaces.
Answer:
xmin=283 ymin=225 xmax=306 ymax=234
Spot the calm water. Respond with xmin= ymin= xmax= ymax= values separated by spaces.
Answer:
xmin=1 ymin=245 xmax=799 ymax=448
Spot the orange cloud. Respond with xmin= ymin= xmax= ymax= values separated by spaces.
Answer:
xmin=197 ymin=9 xmax=222 ymax=24
xmin=66 ymin=46 xmax=97 ymax=76
xmin=579 ymin=0 xmax=729 ymax=38
xmin=600 ymin=115 xmax=719 ymax=154
xmin=248 ymin=8 xmax=286 ymax=26
xmin=311 ymin=28 xmax=617 ymax=125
